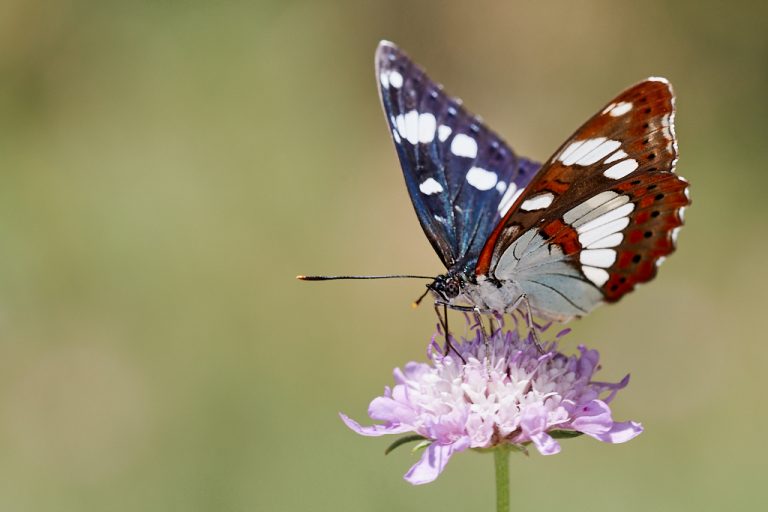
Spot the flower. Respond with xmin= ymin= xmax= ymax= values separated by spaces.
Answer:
xmin=340 ymin=318 xmax=643 ymax=485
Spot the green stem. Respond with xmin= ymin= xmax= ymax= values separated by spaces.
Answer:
xmin=494 ymin=447 xmax=510 ymax=512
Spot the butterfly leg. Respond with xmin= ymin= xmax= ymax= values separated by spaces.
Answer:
xmin=436 ymin=301 xmax=476 ymax=312
xmin=471 ymin=307 xmax=494 ymax=369
xmin=472 ymin=306 xmax=488 ymax=341
xmin=433 ymin=302 xmax=466 ymax=363
xmin=507 ymin=294 xmax=544 ymax=353
xmin=521 ymin=295 xmax=544 ymax=353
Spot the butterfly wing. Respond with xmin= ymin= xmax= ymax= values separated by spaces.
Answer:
xmin=376 ymin=41 xmax=539 ymax=271
xmin=475 ymin=78 xmax=689 ymax=320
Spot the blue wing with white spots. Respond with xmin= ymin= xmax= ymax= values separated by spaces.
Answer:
xmin=376 ymin=41 xmax=539 ymax=271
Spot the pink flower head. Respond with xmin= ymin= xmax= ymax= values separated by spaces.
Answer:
xmin=341 ymin=319 xmax=642 ymax=485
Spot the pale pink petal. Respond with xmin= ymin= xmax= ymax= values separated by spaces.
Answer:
xmin=404 ymin=438 xmax=469 ymax=485
xmin=519 ymin=404 xmax=548 ymax=436
xmin=585 ymin=421 xmax=643 ymax=443
xmin=577 ymin=346 xmax=600 ymax=375
xmin=570 ymin=400 xmax=613 ymax=435
xmin=602 ymin=374 xmax=631 ymax=404
xmin=466 ymin=414 xmax=494 ymax=448
xmin=339 ymin=413 xmax=412 ymax=437
xmin=530 ymin=432 xmax=561 ymax=455
xmin=368 ymin=396 xmax=417 ymax=424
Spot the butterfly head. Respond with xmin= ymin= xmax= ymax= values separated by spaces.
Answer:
xmin=429 ymin=273 xmax=464 ymax=301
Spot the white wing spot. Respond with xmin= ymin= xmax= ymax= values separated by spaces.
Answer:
xmin=450 ymin=134 xmax=478 ymax=158
xmin=438 ymin=125 xmax=452 ymax=142
xmin=672 ymin=227 xmax=682 ymax=243
xmin=380 ymin=71 xmax=389 ymax=89
xmin=395 ymin=115 xmax=406 ymax=139
xmin=575 ymin=139 xmax=622 ymax=165
xmin=561 ymin=137 xmax=606 ymax=166
xmin=417 ymin=113 xmax=437 ymax=143
xmin=580 ymin=249 xmax=617 ymax=268
xmin=466 ymin=167 xmax=498 ymax=191
xmin=392 ymin=129 xmax=401 ymax=143
xmin=397 ymin=111 xmax=437 ymax=145
xmin=609 ymin=101 xmax=633 ymax=117
xmin=559 ymin=140 xmax=585 ymax=162
xmin=655 ymin=256 xmax=667 ymax=267
xmin=605 ymin=149 xmax=628 ymax=164
xmin=389 ymin=70 xmax=403 ymax=89
xmin=583 ymin=232 xmax=624 ymax=249
xmin=496 ymin=181 xmax=507 ymax=193
xmin=601 ymin=103 xmax=616 ymax=115
xmin=498 ymin=184 xmax=521 ymax=216
xmin=563 ymin=191 xmax=618 ymax=225
xmin=576 ymin=203 xmax=635 ymax=234
xmin=582 ymin=266 xmax=610 ymax=286
xmin=604 ymin=159 xmax=639 ymax=179
xmin=403 ymin=110 xmax=419 ymax=144
xmin=520 ymin=192 xmax=554 ymax=211
xmin=419 ymin=177 xmax=443 ymax=195
xmin=579 ymin=219 xmax=629 ymax=247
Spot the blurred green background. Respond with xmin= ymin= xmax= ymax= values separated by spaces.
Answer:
xmin=0 ymin=1 xmax=766 ymax=510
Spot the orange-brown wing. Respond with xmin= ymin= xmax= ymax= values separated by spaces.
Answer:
xmin=475 ymin=78 xmax=688 ymax=314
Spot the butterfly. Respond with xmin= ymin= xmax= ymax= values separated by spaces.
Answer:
xmin=370 ymin=40 xmax=689 ymax=322
xmin=299 ymin=40 xmax=690 ymax=326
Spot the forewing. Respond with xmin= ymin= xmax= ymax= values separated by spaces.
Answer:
xmin=476 ymin=78 xmax=689 ymax=318
xmin=376 ymin=41 xmax=539 ymax=270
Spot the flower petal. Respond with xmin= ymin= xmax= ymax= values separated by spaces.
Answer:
xmin=585 ymin=421 xmax=643 ymax=443
xmin=519 ymin=404 xmax=547 ymax=435
xmin=368 ymin=395 xmax=417 ymax=424
xmin=404 ymin=438 xmax=469 ymax=485
xmin=570 ymin=400 xmax=613 ymax=435
xmin=530 ymin=432 xmax=561 ymax=455
xmin=603 ymin=374 xmax=631 ymax=404
xmin=577 ymin=346 xmax=600 ymax=375
xmin=339 ymin=413 xmax=412 ymax=437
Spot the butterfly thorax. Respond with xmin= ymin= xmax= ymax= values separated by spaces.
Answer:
xmin=430 ymin=272 xmax=524 ymax=314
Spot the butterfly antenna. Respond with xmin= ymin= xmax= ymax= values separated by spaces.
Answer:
xmin=411 ymin=286 xmax=431 ymax=309
xmin=297 ymin=274 xmax=434 ymax=281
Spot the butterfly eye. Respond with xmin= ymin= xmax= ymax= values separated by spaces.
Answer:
xmin=445 ymin=277 xmax=461 ymax=298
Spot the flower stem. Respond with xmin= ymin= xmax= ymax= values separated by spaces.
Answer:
xmin=494 ymin=447 xmax=510 ymax=512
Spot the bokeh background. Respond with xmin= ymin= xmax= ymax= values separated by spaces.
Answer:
xmin=0 ymin=1 xmax=766 ymax=510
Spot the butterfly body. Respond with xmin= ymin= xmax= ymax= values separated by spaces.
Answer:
xmin=375 ymin=41 xmax=689 ymax=322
